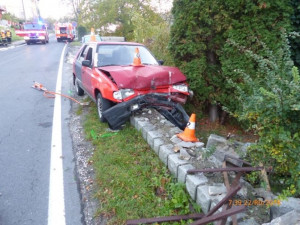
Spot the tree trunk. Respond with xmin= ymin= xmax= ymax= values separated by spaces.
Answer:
xmin=209 ymin=104 xmax=218 ymax=122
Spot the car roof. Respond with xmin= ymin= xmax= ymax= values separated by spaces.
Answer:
xmin=85 ymin=41 xmax=144 ymax=46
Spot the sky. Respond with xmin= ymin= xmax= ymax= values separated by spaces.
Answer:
xmin=1 ymin=0 xmax=73 ymax=20
xmin=1 ymin=0 xmax=173 ymax=21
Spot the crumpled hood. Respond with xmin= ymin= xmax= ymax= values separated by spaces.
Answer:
xmin=99 ymin=65 xmax=187 ymax=89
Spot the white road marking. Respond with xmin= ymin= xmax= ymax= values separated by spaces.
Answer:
xmin=0 ymin=45 xmax=24 ymax=51
xmin=47 ymin=44 xmax=68 ymax=225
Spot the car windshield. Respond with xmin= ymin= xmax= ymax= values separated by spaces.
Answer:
xmin=96 ymin=44 xmax=159 ymax=67
xmin=24 ymin=23 xmax=44 ymax=30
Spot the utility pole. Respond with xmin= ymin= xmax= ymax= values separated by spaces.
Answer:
xmin=22 ymin=0 xmax=27 ymax=21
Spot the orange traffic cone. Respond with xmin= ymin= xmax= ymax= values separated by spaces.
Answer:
xmin=133 ymin=47 xmax=142 ymax=66
xmin=90 ymin=28 xmax=96 ymax=42
xmin=177 ymin=113 xmax=199 ymax=142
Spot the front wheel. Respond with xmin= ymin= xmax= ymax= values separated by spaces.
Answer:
xmin=96 ymin=93 xmax=112 ymax=122
xmin=75 ymin=78 xmax=84 ymax=96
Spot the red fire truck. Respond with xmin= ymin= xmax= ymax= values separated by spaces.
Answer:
xmin=15 ymin=22 xmax=49 ymax=45
xmin=55 ymin=23 xmax=75 ymax=42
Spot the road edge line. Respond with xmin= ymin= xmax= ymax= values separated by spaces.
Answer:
xmin=47 ymin=44 xmax=68 ymax=225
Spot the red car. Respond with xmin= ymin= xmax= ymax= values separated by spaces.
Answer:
xmin=73 ymin=41 xmax=192 ymax=129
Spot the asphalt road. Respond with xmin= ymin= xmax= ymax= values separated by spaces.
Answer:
xmin=0 ymin=35 xmax=83 ymax=225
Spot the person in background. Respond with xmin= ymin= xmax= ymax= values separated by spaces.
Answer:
xmin=6 ymin=29 xmax=12 ymax=44
xmin=0 ymin=30 xmax=7 ymax=46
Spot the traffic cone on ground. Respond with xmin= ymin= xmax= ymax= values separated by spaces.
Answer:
xmin=90 ymin=28 xmax=96 ymax=42
xmin=177 ymin=113 xmax=199 ymax=142
xmin=133 ymin=47 xmax=142 ymax=66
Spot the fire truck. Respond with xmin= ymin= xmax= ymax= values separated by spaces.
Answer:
xmin=55 ymin=23 xmax=75 ymax=42
xmin=15 ymin=22 xmax=49 ymax=45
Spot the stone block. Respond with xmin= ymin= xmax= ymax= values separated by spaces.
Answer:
xmin=178 ymin=164 xmax=194 ymax=183
xmin=263 ymin=210 xmax=300 ymax=225
xmin=177 ymin=141 xmax=197 ymax=148
xmin=147 ymin=130 xmax=163 ymax=148
xmin=179 ymin=147 xmax=191 ymax=160
xmin=136 ymin=119 xmax=150 ymax=131
xmin=168 ymin=127 xmax=182 ymax=136
xmin=186 ymin=174 xmax=208 ymax=201
xmin=141 ymin=123 xmax=156 ymax=139
xmin=168 ymin=154 xmax=189 ymax=177
xmin=209 ymin=193 xmax=227 ymax=213
xmin=130 ymin=116 xmax=136 ymax=127
xmin=239 ymin=218 xmax=260 ymax=225
xmin=270 ymin=197 xmax=300 ymax=219
xmin=208 ymin=183 xmax=227 ymax=196
xmin=196 ymin=185 xmax=211 ymax=214
xmin=170 ymin=135 xmax=182 ymax=144
xmin=159 ymin=144 xmax=175 ymax=165
xmin=206 ymin=134 xmax=227 ymax=148
xmin=196 ymin=142 xmax=205 ymax=148
xmin=153 ymin=138 xmax=164 ymax=155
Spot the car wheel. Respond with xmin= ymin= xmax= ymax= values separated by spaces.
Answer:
xmin=96 ymin=93 xmax=111 ymax=122
xmin=75 ymin=78 xmax=84 ymax=96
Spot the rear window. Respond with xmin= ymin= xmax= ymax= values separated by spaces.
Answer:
xmin=60 ymin=27 xmax=67 ymax=34
xmin=96 ymin=44 xmax=158 ymax=67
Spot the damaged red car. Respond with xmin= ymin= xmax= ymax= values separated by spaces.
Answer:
xmin=73 ymin=41 xmax=193 ymax=130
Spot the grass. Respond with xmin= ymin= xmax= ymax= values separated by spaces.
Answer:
xmin=83 ymin=103 xmax=201 ymax=225
xmin=11 ymin=28 xmax=23 ymax=42
xmin=70 ymin=41 xmax=82 ymax=46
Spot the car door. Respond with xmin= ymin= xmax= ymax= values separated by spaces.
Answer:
xmin=74 ymin=45 xmax=88 ymax=84
xmin=82 ymin=46 xmax=94 ymax=97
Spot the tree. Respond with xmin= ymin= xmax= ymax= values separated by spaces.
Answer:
xmin=62 ymin=0 xmax=84 ymax=21
xmin=289 ymin=0 xmax=300 ymax=68
xmin=78 ymin=0 xmax=163 ymax=40
xmin=169 ymin=0 xmax=292 ymax=122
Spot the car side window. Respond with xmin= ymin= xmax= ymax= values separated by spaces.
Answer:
xmin=78 ymin=45 xmax=88 ymax=61
xmin=85 ymin=47 xmax=93 ymax=62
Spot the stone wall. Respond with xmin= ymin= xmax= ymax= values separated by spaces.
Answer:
xmin=130 ymin=108 xmax=300 ymax=225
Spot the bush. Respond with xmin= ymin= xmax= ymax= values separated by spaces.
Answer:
xmin=225 ymin=31 xmax=300 ymax=197
xmin=169 ymin=0 xmax=292 ymax=111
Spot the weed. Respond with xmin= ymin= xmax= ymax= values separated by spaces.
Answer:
xmin=76 ymin=105 xmax=83 ymax=115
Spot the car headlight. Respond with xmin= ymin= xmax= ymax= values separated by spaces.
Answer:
xmin=38 ymin=36 xmax=45 ymax=40
xmin=173 ymin=84 xmax=188 ymax=92
xmin=24 ymin=36 xmax=29 ymax=40
xmin=113 ymin=89 xmax=135 ymax=100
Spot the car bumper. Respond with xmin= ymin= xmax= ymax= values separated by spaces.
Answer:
xmin=102 ymin=94 xmax=189 ymax=130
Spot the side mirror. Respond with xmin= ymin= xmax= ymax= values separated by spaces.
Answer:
xmin=82 ymin=60 xmax=91 ymax=67
xmin=158 ymin=60 xmax=164 ymax=65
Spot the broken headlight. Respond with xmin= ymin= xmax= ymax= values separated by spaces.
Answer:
xmin=113 ymin=89 xmax=135 ymax=100
xmin=173 ymin=84 xmax=188 ymax=92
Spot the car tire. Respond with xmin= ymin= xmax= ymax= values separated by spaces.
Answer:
xmin=75 ymin=78 xmax=84 ymax=96
xmin=96 ymin=92 xmax=111 ymax=122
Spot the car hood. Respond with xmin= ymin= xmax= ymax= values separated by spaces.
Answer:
xmin=98 ymin=65 xmax=187 ymax=89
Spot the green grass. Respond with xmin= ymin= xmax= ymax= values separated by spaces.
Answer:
xmin=84 ymin=103 xmax=201 ymax=224
xmin=11 ymin=28 xmax=23 ymax=42
xmin=70 ymin=41 xmax=82 ymax=46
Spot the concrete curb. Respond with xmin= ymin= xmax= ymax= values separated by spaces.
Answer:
xmin=130 ymin=111 xmax=214 ymax=214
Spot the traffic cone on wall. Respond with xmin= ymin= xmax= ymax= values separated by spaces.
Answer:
xmin=177 ymin=113 xmax=199 ymax=142
xmin=90 ymin=28 xmax=96 ymax=42
xmin=133 ymin=47 xmax=142 ymax=66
